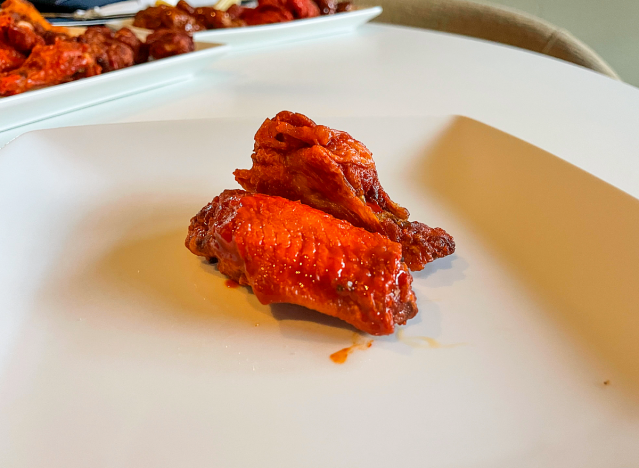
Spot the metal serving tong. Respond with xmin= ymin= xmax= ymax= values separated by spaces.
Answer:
xmin=41 ymin=0 xmax=243 ymax=25
xmin=41 ymin=0 xmax=143 ymax=24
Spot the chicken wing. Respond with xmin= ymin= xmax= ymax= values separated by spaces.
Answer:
xmin=78 ymin=26 xmax=135 ymax=72
xmin=176 ymin=1 xmax=245 ymax=29
xmin=234 ymin=111 xmax=455 ymax=271
xmin=239 ymin=1 xmax=294 ymax=26
xmin=0 ymin=38 xmax=100 ymax=96
xmin=1 ymin=11 xmax=40 ymax=72
xmin=0 ymin=43 xmax=24 ymax=72
xmin=133 ymin=5 xmax=205 ymax=32
xmin=186 ymin=190 xmax=418 ymax=335
xmin=1 ymin=0 xmax=67 ymax=34
xmin=0 ymin=12 xmax=43 ymax=54
xmin=145 ymin=29 xmax=194 ymax=60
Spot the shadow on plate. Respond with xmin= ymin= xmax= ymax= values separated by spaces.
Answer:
xmin=56 ymin=212 xmax=361 ymax=345
xmin=411 ymin=253 xmax=468 ymax=287
xmin=415 ymin=116 xmax=639 ymax=399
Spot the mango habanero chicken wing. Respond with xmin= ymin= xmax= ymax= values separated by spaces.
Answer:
xmin=0 ymin=42 xmax=24 ymax=72
xmin=186 ymin=190 xmax=418 ymax=336
xmin=1 ymin=0 xmax=68 ymax=34
xmin=0 ymin=38 xmax=100 ymax=96
xmin=78 ymin=26 xmax=136 ymax=72
xmin=234 ymin=111 xmax=455 ymax=271
xmin=0 ymin=11 xmax=41 ymax=72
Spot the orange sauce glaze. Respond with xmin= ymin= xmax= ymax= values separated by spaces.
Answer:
xmin=225 ymin=279 xmax=240 ymax=288
xmin=330 ymin=340 xmax=373 ymax=364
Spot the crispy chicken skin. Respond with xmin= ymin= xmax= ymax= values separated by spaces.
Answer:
xmin=186 ymin=190 xmax=418 ymax=335
xmin=234 ymin=111 xmax=455 ymax=271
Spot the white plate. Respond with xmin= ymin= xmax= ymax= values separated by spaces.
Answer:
xmin=114 ymin=7 xmax=382 ymax=47
xmin=0 ymin=42 xmax=228 ymax=134
xmin=1 ymin=116 xmax=638 ymax=467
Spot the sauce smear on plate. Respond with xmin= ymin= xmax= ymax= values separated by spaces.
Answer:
xmin=330 ymin=340 xmax=373 ymax=364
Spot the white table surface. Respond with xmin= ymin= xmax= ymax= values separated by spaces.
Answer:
xmin=2 ymin=23 xmax=638 ymax=193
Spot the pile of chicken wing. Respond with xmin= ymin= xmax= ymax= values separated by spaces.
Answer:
xmin=133 ymin=0 xmax=354 ymax=32
xmin=0 ymin=0 xmax=194 ymax=97
xmin=186 ymin=111 xmax=455 ymax=336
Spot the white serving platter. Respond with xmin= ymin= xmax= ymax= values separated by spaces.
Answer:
xmin=1 ymin=116 xmax=638 ymax=467
xmin=114 ymin=6 xmax=382 ymax=48
xmin=0 ymin=42 xmax=227 ymax=133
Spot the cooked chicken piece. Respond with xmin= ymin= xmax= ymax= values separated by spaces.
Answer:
xmin=114 ymin=27 xmax=147 ymax=64
xmin=176 ymin=1 xmax=245 ymax=29
xmin=186 ymin=190 xmax=418 ymax=335
xmin=0 ymin=13 xmax=43 ymax=54
xmin=0 ymin=42 xmax=24 ymax=72
xmin=0 ymin=38 xmax=100 ymax=96
xmin=336 ymin=1 xmax=353 ymax=12
xmin=133 ymin=5 xmax=205 ymax=33
xmin=0 ymin=0 xmax=67 ymax=34
xmin=40 ymin=30 xmax=72 ymax=45
xmin=145 ymin=29 xmax=194 ymax=60
xmin=240 ymin=0 xmax=294 ymax=25
xmin=0 ymin=0 xmax=197 ymax=96
xmin=0 ymin=15 xmax=25 ymax=73
xmin=132 ymin=0 xmax=324 ymax=30
xmin=234 ymin=111 xmax=455 ymax=271
xmin=286 ymin=0 xmax=320 ymax=18
xmin=78 ymin=26 xmax=135 ymax=72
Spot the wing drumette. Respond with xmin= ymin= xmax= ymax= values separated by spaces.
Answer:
xmin=234 ymin=111 xmax=455 ymax=271
xmin=186 ymin=190 xmax=418 ymax=336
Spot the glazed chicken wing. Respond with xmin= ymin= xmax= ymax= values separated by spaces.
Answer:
xmin=0 ymin=42 xmax=24 ymax=72
xmin=0 ymin=38 xmax=100 ymax=96
xmin=1 ymin=0 xmax=68 ymax=34
xmin=234 ymin=111 xmax=455 ymax=271
xmin=186 ymin=190 xmax=418 ymax=335
xmin=0 ymin=12 xmax=43 ymax=53
xmin=133 ymin=5 xmax=205 ymax=32
xmin=240 ymin=1 xmax=293 ymax=25
xmin=145 ymin=29 xmax=194 ymax=60
xmin=0 ymin=11 xmax=38 ymax=72
xmin=78 ymin=26 xmax=135 ymax=72
xmin=0 ymin=0 xmax=198 ymax=97
xmin=113 ymin=27 xmax=147 ymax=64
xmin=176 ymin=1 xmax=245 ymax=29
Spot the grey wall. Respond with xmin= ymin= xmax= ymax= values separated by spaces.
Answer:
xmin=472 ymin=0 xmax=639 ymax=86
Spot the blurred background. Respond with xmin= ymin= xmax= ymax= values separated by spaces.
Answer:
xmin=472 ymin=0 xmax=639 ymax=86
xmin=28 ymin=0 xmax=639 ymax=86
xmin=358 ymin=0 xmax=637 ymax=85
